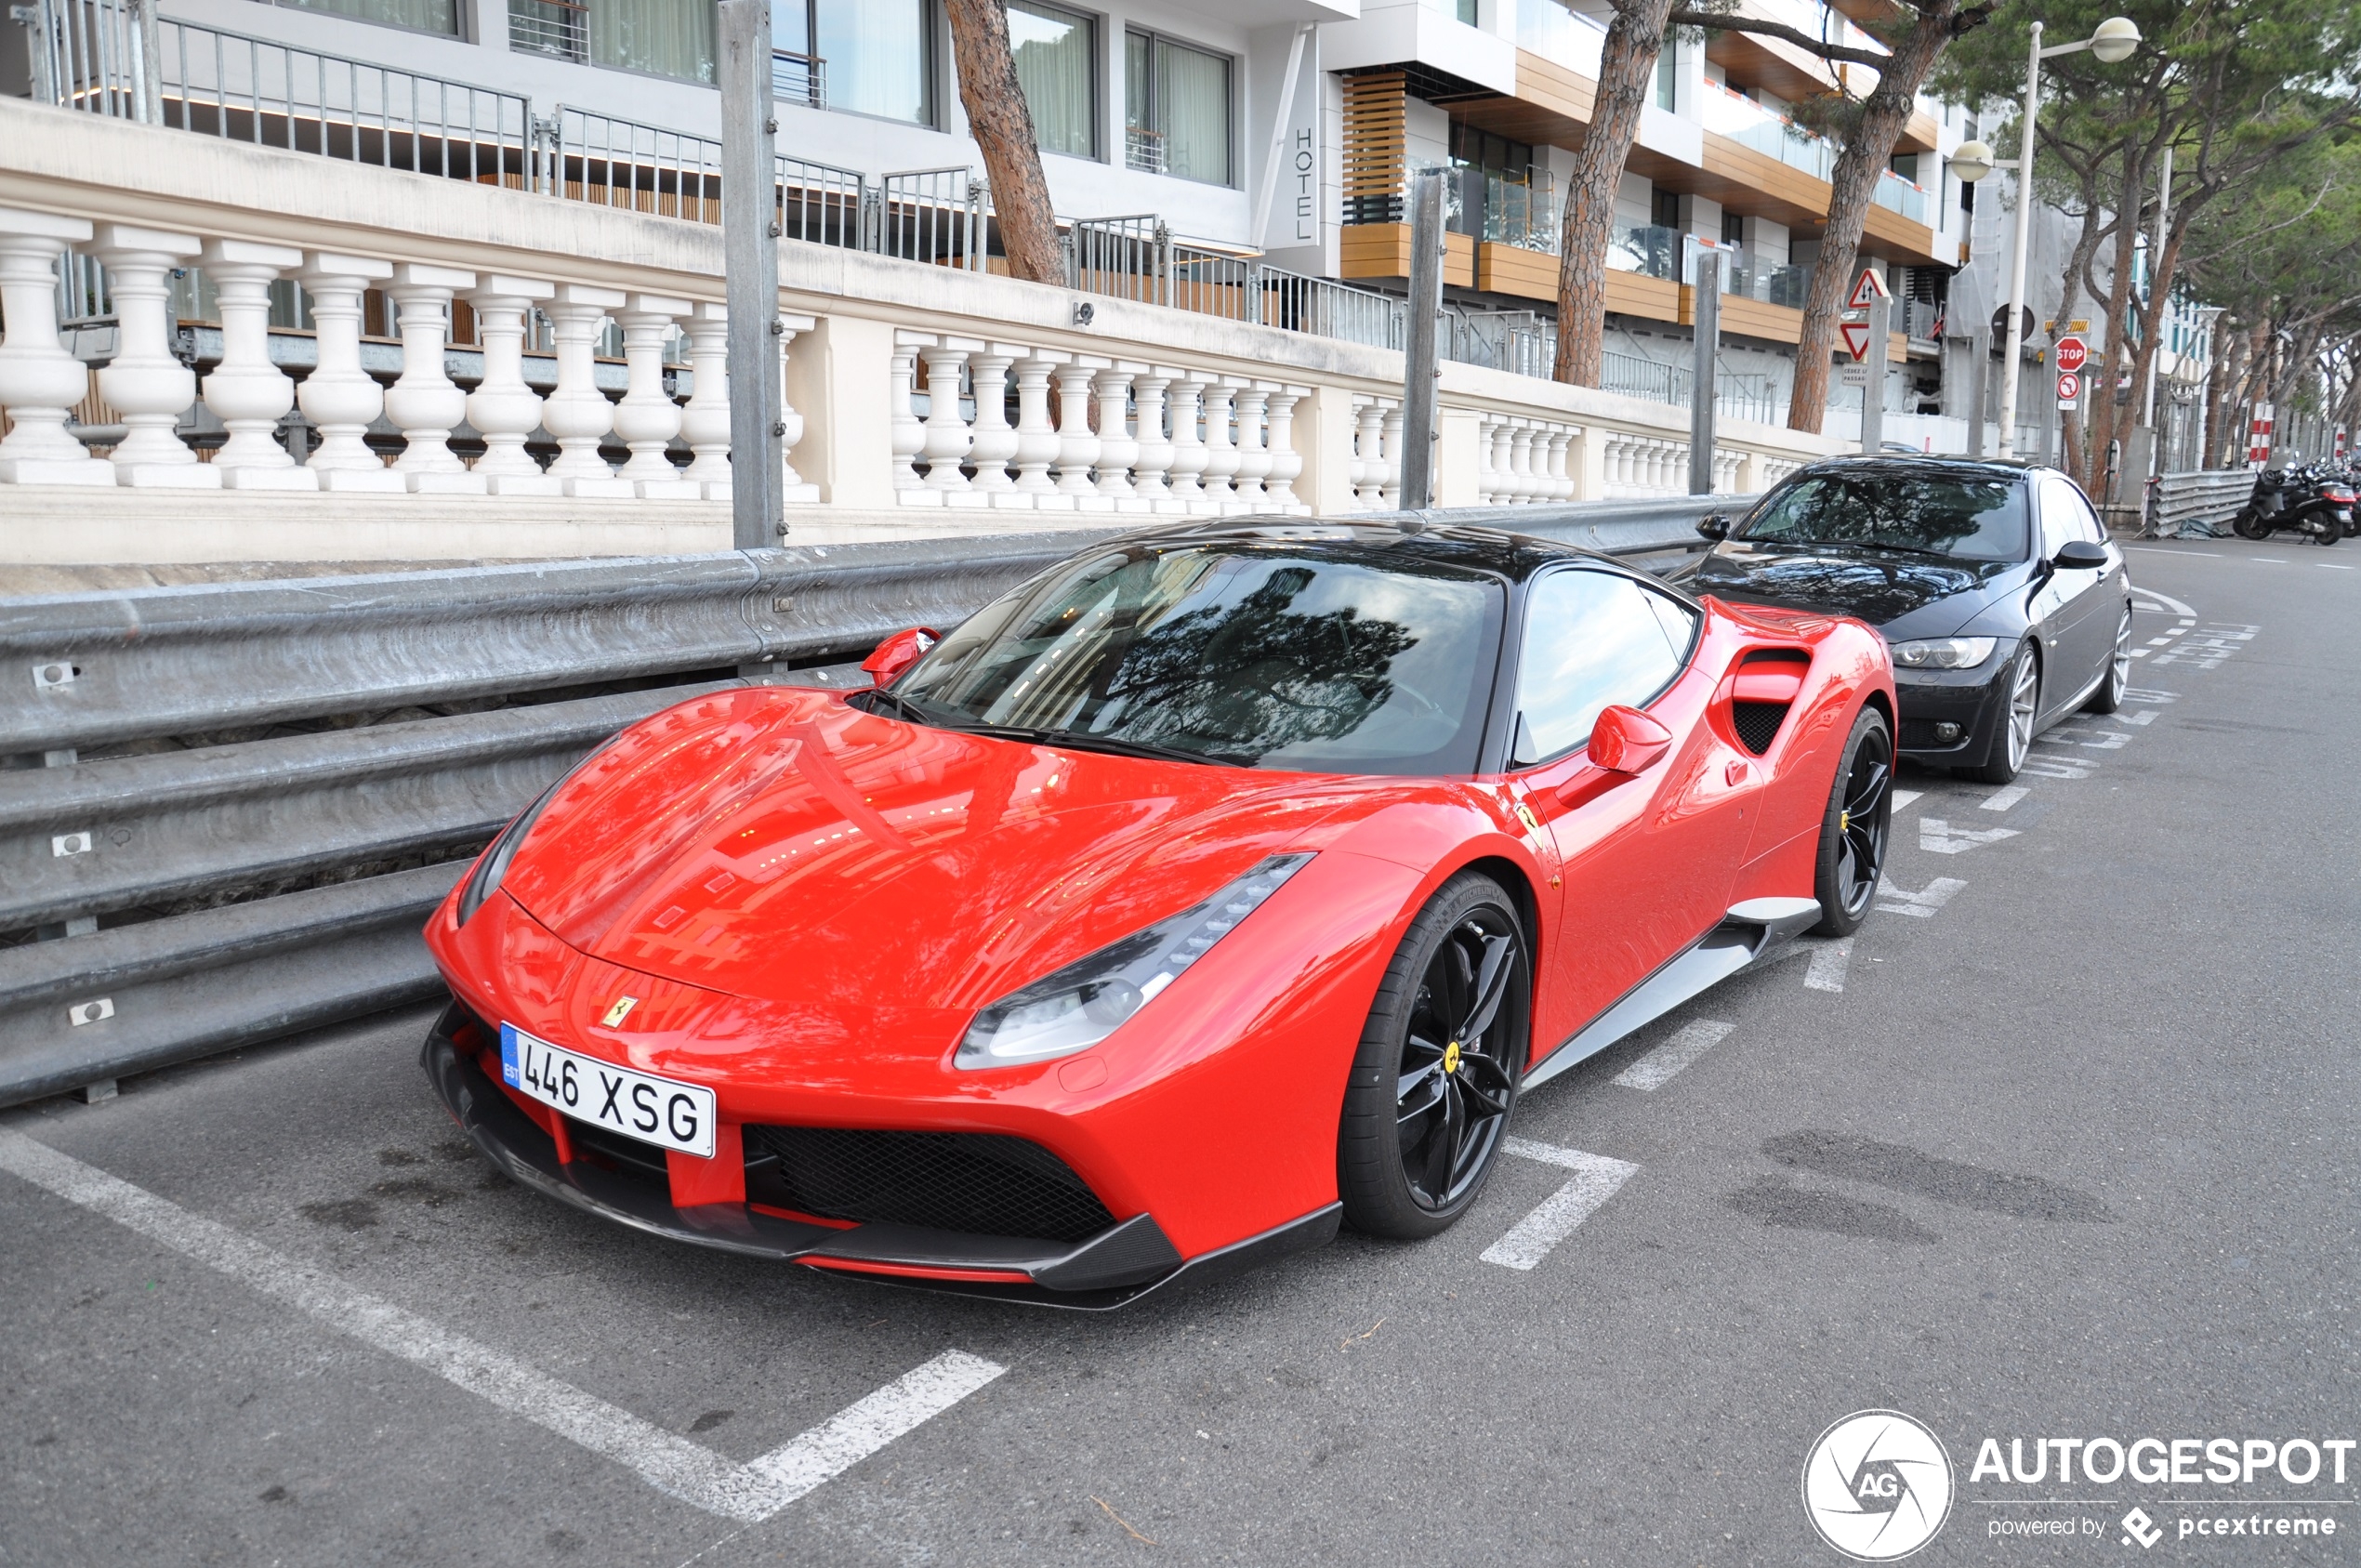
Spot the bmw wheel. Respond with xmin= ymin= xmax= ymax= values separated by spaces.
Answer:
xmin=1338 ymin=873 xmax=1530 ymax=1239
xmin=1964 ymin=642 xmax=2039 ymax=785
xmin=1811 ymin=706 xmax=1893 ymax=938
xmin=2083 ymin=606 xmax=2132 ymax=714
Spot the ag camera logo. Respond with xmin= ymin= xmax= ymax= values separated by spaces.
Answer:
xmin=1803 ymin=1410 xmax=1955 ymax=1560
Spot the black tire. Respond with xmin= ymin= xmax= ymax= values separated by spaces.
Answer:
xmin=1810 ymin=706 xmax=1893 ymax=938
xmin=1337 ymin=873 xmax=1530 ymax=1239
xmin=2318 ymin=520 xmax=2341 ymax=547
xmin=2083 ymin=603 xmax=2132 ymax=714
xmin=1963 ymin=642 xmax=2039 ymax=785
xmin=2233 ymin=508 xmax=2271 ymax=541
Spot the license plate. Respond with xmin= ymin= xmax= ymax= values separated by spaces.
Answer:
xmin=499 ymin=1022 xmax=717 ymax=1159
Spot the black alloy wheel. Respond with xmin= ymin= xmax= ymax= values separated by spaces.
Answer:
xmin=1338 ymin=873 xmax=1530 ymax=1238
xmin=1812 ymin=706 xmax=1893 ymax=937
xmin=2085 ymin=606 xmax=2132 ymax=714
xmin=1964 ymin=642 xmax=2039 ymax=784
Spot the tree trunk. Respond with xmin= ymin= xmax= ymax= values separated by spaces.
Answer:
xmin=2117 ymin=213 xmax=2190 ymax=468
xmin=2086 ymin=146 xmax=2150 ymax=498
xmin=2049 ymin=196 xmax=2109 ymax=487
xmin=1787 ymin=7 xmax=1955 ymax=435
xmin=944 ymin=0 xmax=1063 ymax=285
xmin=1553 ymin=0 xmax=1677 ymax=387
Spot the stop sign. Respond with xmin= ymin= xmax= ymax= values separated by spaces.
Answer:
xmin=2054 ymin=336 xmax=2089 ymax=374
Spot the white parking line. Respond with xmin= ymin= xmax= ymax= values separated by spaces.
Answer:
xmin=1613 ymin=1019 xmax=1734 ymax=1090
xmin=2127 ymin=546 xmax=2218 ymax=557
xmin=1804 ymin=940 xmax=1853 ymax=994
xmin=1919 ymin=818 xmax=2021 ymax=856
xmin=2131 ymin=586 xmax=2197 ymax=617
xmin=1483 ymin=1139 xmax=1639 ymax=1271
xmin=2322 ymin=563 xmax=2354 ymax=571
xmin=2251 ymin=558 xmax=2288 ymax=564
xmin=1980 ymin=785 xmax=2028 ymax=811
xmin=1891 ymin=788 xmax=1923 ymax=811
xmin=0 ymin=1130 xmax=1004 ymax=1523
xmin=1876 ymin=876 xmax=1968 ymax=917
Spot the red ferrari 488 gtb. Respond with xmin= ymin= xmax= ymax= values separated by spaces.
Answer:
xmin=423 ymin=520 xmax=1895 ymax=1306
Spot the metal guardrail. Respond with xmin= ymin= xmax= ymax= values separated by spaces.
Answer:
xmin=2143 ymin=468 xmax=2253 ymax=538
xmin=0 ymin=501 xmax=1747 ymax=1108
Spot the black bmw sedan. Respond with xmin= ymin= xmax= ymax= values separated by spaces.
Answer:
xmin=1676 ymin=457 xmax=2132 ymax=784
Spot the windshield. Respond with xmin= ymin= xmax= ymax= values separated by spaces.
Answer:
xmin=887 ymin=543 xmax=1505 ymax=774
xmin=1738 ymin=471 xmax=2028 ymax=560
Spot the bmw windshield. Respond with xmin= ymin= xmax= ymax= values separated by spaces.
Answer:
xmin=876 ymin=542 xmax=1506 ymax=774
xmin=1740 ymin=470 xmax=2029 ymax=561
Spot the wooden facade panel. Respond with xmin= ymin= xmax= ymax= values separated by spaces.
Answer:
xmin=1341 ymin=225 xmax=1476 ymax=288
xmin=1605 ymin=270 xmax=1682 ymax=323
xmin=1475 ymin=242 xmax=1558 ymax=302
xmin=1863 ymin=203 xmax=1943 ymax=265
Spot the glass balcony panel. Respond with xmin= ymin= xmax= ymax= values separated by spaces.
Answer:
xmin=1607 ymin=221 xmax=1684 ymax=281
xmin=1517 ymin=0 xmax=1607 ymax=74
xmin=1698 ymin=82 xmax=1837 ymax=183
xmin=1873 ymin=168 xmax=1929 ymax=223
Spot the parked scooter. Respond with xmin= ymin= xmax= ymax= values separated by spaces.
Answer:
xmin=2232 ymin=463 xmax=2351 ymax=545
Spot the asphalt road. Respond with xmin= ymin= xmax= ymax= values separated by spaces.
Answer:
xmin=5 ymin=537 xmax=2356 ymax=1568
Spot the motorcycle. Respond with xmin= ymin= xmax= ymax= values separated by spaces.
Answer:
xmin=2232 ymin=463 xmax=2351 ymax=545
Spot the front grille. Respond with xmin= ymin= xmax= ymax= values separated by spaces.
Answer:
xmin=1732 ymin=700 xmax=1788 ymax=755
xmin=1899 ymin=718 xmax=1958 ymax=750
xmin=567 ymin=1116 xmax=672 ymax=1191
xmin=744 ymin=1126 xmax=1117 ymax=1244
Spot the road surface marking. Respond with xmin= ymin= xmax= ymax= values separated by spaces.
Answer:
xmin=1614 ymin=1019 xmax=1734 ymax=1090
xmin=2145 ymin=637 xmax=2175 ymax=646
xmin=1980 ymin=785 xmax=2028 ymax=811
xmin=2124 ymin=688 xmax=2178 ymax=704
xmin=1891 ymin=788 xmax=1923 ymax=811
xmin=2322 ymin=563 xmax=2354 ymax=571
xmin=2039 ymin=728 xmax=2129 ymax=750
xmin=2131 ymin=587 xmax=2196 ymax=617
xmin=1484 ymin=1139 xmax=1640 ymax=1271
xmin=2129 ymin=648 xmax=2151 ymax=658
xmin=2018 ymin=757 xmax=2095 ymax=779
xmin=2111 ymin=709 xmax=2157 ymax=726
xmin=0 ymin=1130 xmax=1002 ymax=1523
xmin=1804 ymin=941 xmax=1853 ymax=994
xmin=2250 ymin=558 xmax=2287 ymax=564
xmin=1876 ymin=876 xmax=1968 ymax=917
xmin=1919 ymin=818 xmax=2021 ymax=856
xmin=2127 ymin=546 xmax=2217 ymax=557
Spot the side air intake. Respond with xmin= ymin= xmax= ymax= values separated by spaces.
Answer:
xmin=1730 ymin=650 xmax=1809 ymax=756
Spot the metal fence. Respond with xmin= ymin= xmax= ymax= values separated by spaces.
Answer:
xmin=875 ymin=166 xmax=985 ymax=269
xmin=544 ymin=105 xmax=720 ymax=219
xmin=0 ymin=502 xmax=1736 ymax=1107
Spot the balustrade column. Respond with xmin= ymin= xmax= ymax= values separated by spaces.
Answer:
xmin=196 ymin=238 xmax=311 ymax=489
xmin=1352 ymin=400 xmax=1387 ymax=507
xmin=1165 ymin=374 xmax=1208 ymax=500
xmin=1132 ymin=369 xmax=1176 ymax=505
xmin=94 ymin=224 xmax=212 ymax=488
xmin=778 ymin=312 xmax=819 ymax=504
xmin=614 ymin=294 xmax=696 ymax=497
xmin=889 ymin=334 xmax=929 ymax=498
xmin=544 ymin=283 xmax=630 ymax=497
xmin=383 ymin=262 xmax=482 ymax=493
xmin=0 ymin=208 xmax=112 ymax=485
xmin=1199 ymin=379 xmax=1240 ymax=507
xmin=1476 ymin=418 xmax=1502 ymax=503
xmin=1009 ymin=352 xmax=1061 ymax=502
xmin=1378 ymin=403 xmax=1405 ymax=508
xmin=1092 ymin=362 xmax=1140 ymax=501
xmin=1508 ymin=423 xmax=1537 ymax=504
xmin=676 ymin=301 xmax=730 ymax=498
xmin=296 ymin=252 xmax=402 ymax=492
xmin=1052 ymin=358 xmax=1103 ymax=502
xmin=1233 ymin=384 xmax=1273 ymax=503
xmin=1264 ymin=387 xmax=1306 ymax=511
xmin=463 ymin=274 xmax=557 ymax=495
xmin=920 ymin=338 xmax=982 ymax=503
xmin=1545 ymin=428 xmax=1576 ymax=501
xmin=967 ymin=345 xmax=1020 ymax=495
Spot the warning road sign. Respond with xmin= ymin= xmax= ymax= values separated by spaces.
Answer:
xmin=1840 ymin=321 xmax=1876 ymax=362
xmin=2053 ymin=336 xmax=2089 ymax=375
xmin=1845 ymin=269 xmax=1891 ymax=309
xmin=2056 ymin=371 xmax=2082 ymax=406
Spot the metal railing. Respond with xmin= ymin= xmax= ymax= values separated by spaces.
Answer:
xmin=771 ymin=49 xmax=824 ymax=110
xmin=778 ymin=154 xmax=867 ymax=249
xmin=1256 ymin=270 xmax=1406 ymax=349
xmin=875 ymin=166 xmax=985 ymax=269
xmin=1068 ymin=214 xmax=1168 ymax=301
xmin=544 ymin=105 xmax=720 ymax=220
xmin=508 ymin=0 xmax=586 ymax=63
xmin=1445 ymin=309 xmax=1555 ymax=380
xmin=1124 ymin=127 xmax=1166 ymax=175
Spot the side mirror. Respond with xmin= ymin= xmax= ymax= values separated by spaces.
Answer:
xmin=861 ymin=626 xmax=940 ymax=687
xmin=2053 ymin=540 xmax=2109 ymax=570
xmin=1695 ymin=514 xmax=1731 ymax=541
xmin=1585 ymin=705 xmax=1675 ymax=776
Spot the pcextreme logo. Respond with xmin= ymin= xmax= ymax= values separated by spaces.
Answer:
xmin=1803 ymin=1410 xmax=1956 ymax=1561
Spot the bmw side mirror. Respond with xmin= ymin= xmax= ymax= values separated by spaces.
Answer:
xmin=2053 ymin=540 xmax=2109 ymax=570
xmin=1583 ymin=705 xmax=1675 ymax=778
xmin=862 ymin=626 xmax=940 ymax=687
xmin=1695 ymin=514 xmax=1731 ymax=541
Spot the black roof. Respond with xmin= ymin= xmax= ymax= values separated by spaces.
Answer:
xmin=1100 ymin=515 xmax=1621 ymax=585
xmin=1794 ymin=453 xmax=2049 ymax=481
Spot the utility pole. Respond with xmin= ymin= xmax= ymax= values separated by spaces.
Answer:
xmin=1966 ymin=327 xmax=1988 ymax=458
xmin=1398 ymin=168 xmax=1445 ymax=511
xmin=1860 ymin=287 xmax=1889 ymax=455
xmin=718 ymin=0 xmax=783 ymax=548
xmin=1688 ymin=244 xmax=1719 ymax=494
xmin=2138 ymin=145 xmax=2172 ymax=435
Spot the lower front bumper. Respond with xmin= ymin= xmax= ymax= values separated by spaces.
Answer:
xmin=420 ymin=1004 xmax=1336 ymax=1309
xmin=1893 ymin=660 xmax=2013 ymax=764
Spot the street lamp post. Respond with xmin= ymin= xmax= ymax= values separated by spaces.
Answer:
xmin=1948 ymin=14 xmax=2140 ymax=460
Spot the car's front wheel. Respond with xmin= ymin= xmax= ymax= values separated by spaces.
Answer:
xmin=1811 ymin=705 xmax=1893 ymax=937
xmin=1337 ymin=872 xmax=1530 ymax=1238
xmin=2084 ymin=606 xmax=2132 ymax=714
xmin=1963 ymin=642 xmax=2039 ymax=784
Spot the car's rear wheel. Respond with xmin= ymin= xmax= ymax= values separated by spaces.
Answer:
xmin=1963 ymin=642 xmax=2038 ymax=784
xmin=1338 ymin=873 xmax=1530 ymax=1239
xmin=2083 ymin=606 xmax=2132 ymax=714
xmin=1811 ymin=706 xmax=1893 ymax=937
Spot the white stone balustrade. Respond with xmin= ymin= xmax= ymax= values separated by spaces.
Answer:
xmin=384 ymin=262 xmax=481 ymax=494
xmin=614 ymin=294 xmax=697 ymax=497
xmin=97 ymin=224 xmax=213 ymax=488
xmin=543 ymin=282 xmax=629 ymax=498
xmin=297 ymin=251 xmax=404 ymax=493
xmin=199 ymin=238 xmax=311 ymax=489
xmin=0 ymin=207 xmax=112 ymax=486
xmin=677 ymin=301 xmax=731 ymax=498
xmin=775 ymin=311 xmax=820 ymax=506
xmin=465 ymin=274 xmax=558 ymax=495
xmin=1476 ymin=415 xmax=1580 ymax=506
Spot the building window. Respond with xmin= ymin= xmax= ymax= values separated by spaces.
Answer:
xmin=1126 ymin=31 xmax=1232 ymax=185
xmin=777 ymin=0 xmax=935 ymax=125
xmin=589 ymin=0 xmax=715 ymax=82
xmin=1009 ymin=0 xmax=1096 ymax=159
xmin=1654 ymin=46 xmax=1676 ymax=110
xmin=1721 ymin=208 xmax=1744 ymax=247
xmin=1651 ymin=187 xmax=1682 ymax=231
xmin=287 ymin=0 xmax=459 ymax=37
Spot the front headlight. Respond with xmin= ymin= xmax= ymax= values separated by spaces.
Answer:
xmin=1888 ymin=636 xmax=1997 ymax=670
xmin=956 ymin=853 xmax=1313 ymax=1070
xmin=455 ymin=739 xmax=620 ymax=925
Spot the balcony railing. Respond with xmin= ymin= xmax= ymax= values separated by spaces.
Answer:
xmin=771 ymin=50 xmax=823 ymax=111
xmin=1699 ymin=81 xmax=1838 ymax=184
xmin=1873 ymin=168 xmax=1930 ymax=224
xmin=1609 ymin=221 xmax=1686 ymax=282
xmin=508 ymin=0 xmax=586 ymax=64
xmin=1727 ymin=257 xmax=1811 ymax=310
xmin=1516 ymin=0 xmax=1607 ymax=74
xmin=1481 ymin=169 xmax=1560 ymax=254
xmin=1125 ymin=126 xmax=1166 ymax=175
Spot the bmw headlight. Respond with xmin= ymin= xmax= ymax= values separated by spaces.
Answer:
xmin=1888 ymin=636 xmax=1997 ymax=670
xmin=956 ymin=854 xmax=1313 ymax=1070
xmin=455 ymin=740 xmax=620 ymax=925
